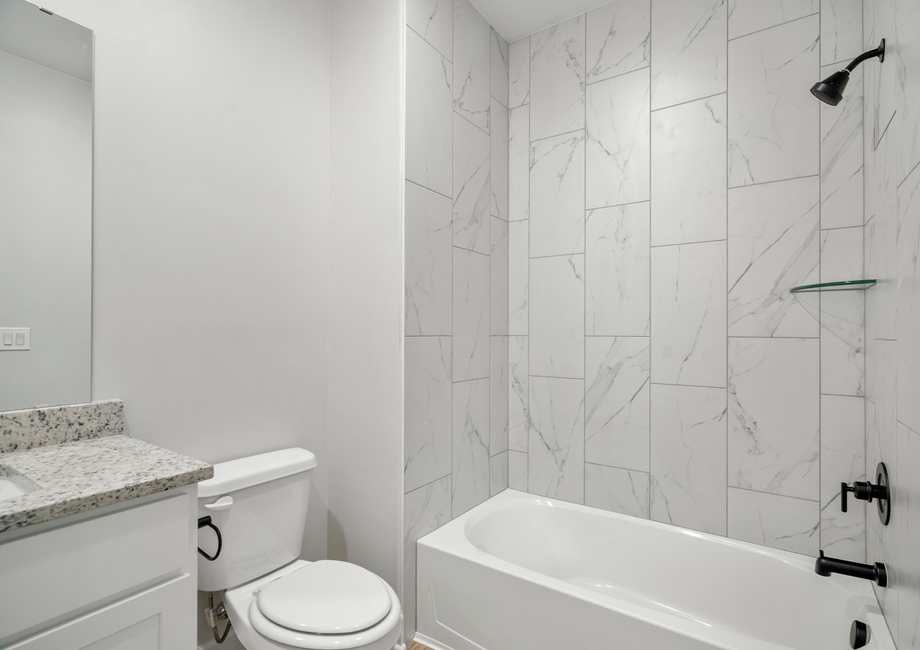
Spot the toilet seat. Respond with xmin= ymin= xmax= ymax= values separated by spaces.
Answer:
xmin=227 ymin=560 xmax=402 ymax=650
xmin=256 ymin=561 xmax=392 ymax=635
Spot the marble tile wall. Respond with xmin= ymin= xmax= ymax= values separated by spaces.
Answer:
xmin=404 ymin=0 xmax=509 ymax=639
xmin=505 ymin=0 xmax=872 ymax=566
xmin=863 ymin=0 xmax=920 ymax=646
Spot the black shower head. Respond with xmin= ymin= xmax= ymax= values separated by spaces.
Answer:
xmin=811 ymin=70 xmax=850 ymax=106
xmin=811 ymin=39 xmax=885 ymax=106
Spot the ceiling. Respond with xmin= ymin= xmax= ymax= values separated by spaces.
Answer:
xmin=470 ymin=0 xmax=612 ymax=42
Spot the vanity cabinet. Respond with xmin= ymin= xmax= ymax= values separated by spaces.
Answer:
xmin=0 ymin=485 xmax=199 ymax=649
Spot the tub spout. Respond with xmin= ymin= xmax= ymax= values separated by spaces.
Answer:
xmin=815 ymin=551 xmax=887 ymax=587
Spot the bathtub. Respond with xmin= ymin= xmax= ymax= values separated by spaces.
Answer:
xmin=415 ymin=490 xmax=894 ymax=650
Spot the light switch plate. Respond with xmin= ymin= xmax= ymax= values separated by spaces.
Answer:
xmin=0 ymin=328 xmax=30 ymax=350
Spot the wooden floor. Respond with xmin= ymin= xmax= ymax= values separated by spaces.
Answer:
xmin=407 ymin=642 xmax=435 ymax=650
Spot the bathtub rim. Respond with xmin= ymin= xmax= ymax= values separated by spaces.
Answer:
xmin=416 ymin=489 xmax=895 ymax=650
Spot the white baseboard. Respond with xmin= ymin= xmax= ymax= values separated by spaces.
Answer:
xmin=412 ymin=632 xmax=456 ymax=650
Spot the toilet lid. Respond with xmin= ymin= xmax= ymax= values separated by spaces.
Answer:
xmin=256 ymin=560 xmax=392 ymax=635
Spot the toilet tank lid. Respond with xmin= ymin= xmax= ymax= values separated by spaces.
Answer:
xmin=198 ymin=448 xmax=317 ymax=498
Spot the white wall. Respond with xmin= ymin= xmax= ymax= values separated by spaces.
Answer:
xmin=0 ymin=49 xmax=92 ymax=412
xmin=327 ymin=0 xmax=405 ymax=598
xmin=36 ymin=0 xmax=332 ymax=563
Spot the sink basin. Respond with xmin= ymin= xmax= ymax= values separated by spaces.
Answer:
xmin=0 ymin=478 xmax=27 ymax=501
xmin=0 ymin=466 xmax=41 ymax=502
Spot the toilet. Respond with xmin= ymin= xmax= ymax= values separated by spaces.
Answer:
xmin=197 ymin=448 xmax=402 ymax=650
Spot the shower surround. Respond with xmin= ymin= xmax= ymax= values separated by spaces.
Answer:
xmin=502 ymin=0 xmax=867 ymax=560
xmin=403 ymin=0 xmax=889 ymax=642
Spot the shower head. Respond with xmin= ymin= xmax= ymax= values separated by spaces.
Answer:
xmin=811 ymin=39 xmax=885 ymax=106
xmin=810 ymin=70 xmax=850 ymax=106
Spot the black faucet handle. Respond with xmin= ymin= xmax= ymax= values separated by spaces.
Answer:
xmin=841 ymin=479 xmax=888 ymax=512
xmin=841 ymin=482 xmax=855 ymax=512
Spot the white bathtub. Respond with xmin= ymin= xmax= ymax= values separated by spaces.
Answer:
xmin=416 ymin=490 xmax=894 ymax=650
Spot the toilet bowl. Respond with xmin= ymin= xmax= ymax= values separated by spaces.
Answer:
xmin=224 ymin=560 xmax=401 ymax=650
xmin=197 ymin=449 xmax=401 ymax=650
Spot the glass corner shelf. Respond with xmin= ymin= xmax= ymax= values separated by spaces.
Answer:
xmin=790 ymin=279 xmax=877 ymax=293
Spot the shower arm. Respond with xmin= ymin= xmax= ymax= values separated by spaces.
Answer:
xmin=845 ymin=39 xmax=885 ymax=73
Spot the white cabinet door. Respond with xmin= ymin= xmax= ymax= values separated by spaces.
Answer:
xmin=8 ymin=575 xmax=191 ymax=650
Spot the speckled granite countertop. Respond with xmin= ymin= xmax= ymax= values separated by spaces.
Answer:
xmin=0 ymin=435 xmax=213 ymax=534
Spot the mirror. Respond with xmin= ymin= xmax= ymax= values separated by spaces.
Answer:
xmin=0 ymin=0 xmax=92 ymax=412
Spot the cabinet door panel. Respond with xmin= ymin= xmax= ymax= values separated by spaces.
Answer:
xmin=8 ymin=575 xmax=191 ymax=650
xmin=0 ymin=493 xmax=189 ymax=641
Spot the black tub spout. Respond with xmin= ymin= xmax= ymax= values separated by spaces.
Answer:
xmin=815 ymin=551 xmax=887 ymax=587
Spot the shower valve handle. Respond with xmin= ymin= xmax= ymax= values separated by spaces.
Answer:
xmin=841 ymin=480 xmax=888 ymax=512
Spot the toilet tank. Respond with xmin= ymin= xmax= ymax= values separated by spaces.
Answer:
xmin=197 ymin=448 xmax=317 ymax=592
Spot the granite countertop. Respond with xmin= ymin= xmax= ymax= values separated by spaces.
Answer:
xmin=0 ymin=435 xmax=213 ymax=534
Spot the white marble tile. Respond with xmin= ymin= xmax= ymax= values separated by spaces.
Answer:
xmin=509 ymin=450 xmax=528 ymax=490
xmin=508 ymin=336 xmax=529 ymax=452
xmin=820 ymin=395 xmax=866 ymax=562
xmin=727 ymin=15 xmax=819 ymax=187
xmin=530 ymin=130 xmax=586 ymax=257
xmin=491 ymin=217 xmax=509 ymax=336
xmin=820 ymin=64 xmax=864 ymax=230
xmin=406 ymin=29 xmax=453 ymax=197
xmin=650 ymin=95 xmax=727 ymax=246
xmin=406 ymin=181 xmax=453 ymax=336
xmin=727 ymin=176 xmax=820 ymax=338
xmin=585 ymin=337 xmax=650 ymax=472
xmin=650 ymin=385 xmax=728 ymax=535
xmin=490 ymin=451 xmax=508 ymax=497
xmin=586 ymin=68 xmax=650 ymax=209
xmin=529 ymin=377 xmax=585 ymax=503
xmin=490 ymin=336 xmax=509 ymax=455
xmin=820 ymin=0 xmax=861 ymax=65
xmin=587 ymin=203 xmax=650 ymax=337
xmin=452 ymin=378 xmax=491 ymax=516
xmin=508 ymin=37 xmax=529 ymax=108
xmin=530 ymin=15 xmax=586 ymax=140
xmin=403 ymin=474 xmax=451 ymax=641
xmin=898 ymin=165 xmax=920 ymax=435
xmin=869 ymin=1 xmax=896 ymax=149
xmin=898 ymin=427 xmax=920 ymax=650
xmin=867 ymin=340 xmax=898 ymax=557
xmin=728 ymin=0 xmax=818 ymax=40
xmin=896 ymin=0 xmax=920 ymax=182
xmin=650 ymin=0 xmax=727 ymax=110
xmin=405 ymin=337 xmax=453 ymax=492
xmin=585 ymin=464 xmax=650 ymax=518
xmin=491 ymin=29 xmax=509 ymax=107
xmin=866 ymin=121 xmax=898 ymax=341
xmin=453 ymin=113 xmax=491 ymax=254
xmin=508 ymin=221 xmax=529 ymax=335
xmin=820 ymin=228 xmax=865 ymax=397
xmin=530 ymin=255 xmax=585 ymax=379
xmin=585 ymin=0 xmax=651 ymax=84
xmin=727 ymin=488 xmax=820 ymax=555
xmin=820 ymin=290 xmax=865 ymax=397
xmin=728 ymin=338 xmax=819 ymax=500
xmin=453 ymin=248 xmax=490 ymax=381
xmin=408 ymin=0 xmax=453 ymax=61
xmin=650 ymin=242 xmax=727 ymax=387
xmin=508 ymin=106 xmax=530 ymax=222
xmin=490 ymin=99 xmax=509 ymax=221
xmin=454 ymin=0 xmax=491 ymax=131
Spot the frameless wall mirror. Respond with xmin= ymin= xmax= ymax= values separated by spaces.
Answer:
xmin=0 ymin=0 xmax=93 ymax=412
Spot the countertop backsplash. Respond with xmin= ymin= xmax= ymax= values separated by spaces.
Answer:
xmin=0 ymin=401 xmax=124 ymax=454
